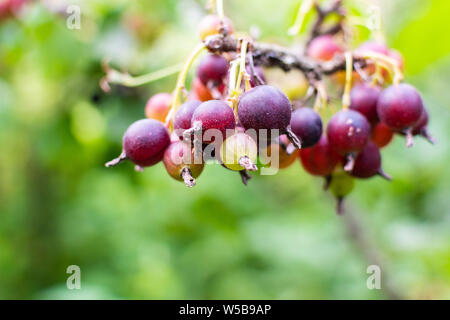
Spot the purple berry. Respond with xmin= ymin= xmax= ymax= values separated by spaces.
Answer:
xmin=290 ymin=108 xmax=323 ymax=148
xmin=351 ymin=142 xmax=391 ymax=180
xmin=197 ymin=54 xmax=228 ymax=86
xmin=174 ymin=100 xmax=202 ymax=139
xmin=350 ymin=84 xmax=381 ymax=124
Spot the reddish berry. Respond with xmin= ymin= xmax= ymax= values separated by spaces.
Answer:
xmin=349 ymin=84 xmax=381 ymax=124
xmin=197 ymin=54 xmax=229 ymax=86
xmin=299 ymin=135 xmax=340 ymax=176
xmin=371 ymin=122 xmax=394 ymax=148
xmin=265 ymin=135 xmax=299 ymax=169
xmin=163 ymin=141 xmax=204 ymax=187
xmin=145 ymin=93 xmax=172 ymax=122
xmin=238 ymin=85 xmax=293 ymax=144
xmin=377 ymin=83 xmax=424 ymax=147
xmin=351 ymin=142 xmax=391 ymax=180
xmin=106 ymin=119 xmax=170 ymax=168
xmin=290 ymin=108 xmax=323 ymax=148
xmin=307 ymin=35 xmax=343 ymax=61
xmin=192 ymin=77 xmax=213 ymax=101
xmin=174 ymin=100 xmax=202 ymax=139
xmin=327 ymin=109 xmax=371 ymax=155
xmin=198 ymin=15 xmax=233 ymax=40
xmin=191 ymin=100 xmax=236 ymax=144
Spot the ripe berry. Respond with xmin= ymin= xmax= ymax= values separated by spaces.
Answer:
xmin=192 ymin=77 xmax=213 ymax=101
xmin=163 ymin=141 xmax=204 ymax=187
xmin=189 ymin=100 xmax=236 ymax=144
xmin=198 ymin=14 xmax=233 ymax=40
xmin=238 ymin=85 xmax=298 ymax=147
xmin=371 ymin=122 xmax=394 ymax=148
xmin=145 ymin=93 xmax=172 ymax=122
xmin=299 ymin=135 xmax=340 ymax=176
xmin=411 ymin=108 xmax=435 ymax=144
xmin=329 ymin=171 xmax=355 ymax=215
xmin=377 ymin=83 xmax=424 ymax=147
xmin=307 ymin=35 xmax=343 ymax=61
xmin=105 ymin=119 xmax=170 ymax=168
xmin=290 ymin=108 xmax=323 ymax=148
xmin=197 ymin=54 xmax=229 ymax=86
xmin=174 ymin=100 xmax=202 ymax=139
xmin=327 ymin=109 xmax=371 ymax=170
xmin=350 ymin=142 xmax=391 ymax=180
xmin=349 ymin=84 xmax=381 ymax=124
xmin=220 ymin=132 xmax=258 ymax=171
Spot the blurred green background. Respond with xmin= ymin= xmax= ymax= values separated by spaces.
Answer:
xmin=0 ymin=0 xmax=449 ymax=299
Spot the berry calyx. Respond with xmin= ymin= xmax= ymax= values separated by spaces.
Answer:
xmin=220 ymin=132 xmax=258 ymax=171
xmin=349 ymin=84 xmax=381 ymax=124
xmin=105 ymin=119 xmax=170 ymax=168
xmin=412 ymin=108 xmax=435 ymax=144
xmin=371 ymin=122 xmax=394 ymax=148
xmin=350 ymin=142 xmax=391 ymax=180
xmin=163 ymin=141 xmax=204 ymax=187
xmin=377 ymin=83 xmax=424 ymax=147
xmin=198 ymin=14 xmax=233 ymax=41
xmin=327 ymin=109 xmax=371 ymax=171
xmin=299 ymin=134 xmax=340 ymax=176
xmin=307 ymin=35 xmax=343 ymax=61
xmin=145 ymin=92 xmax=172 ymax=122
xmin=290 ymin=108 xmax=323 ymax=148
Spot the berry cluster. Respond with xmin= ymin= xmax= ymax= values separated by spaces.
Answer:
xmin=104 ymin=1 xmax=434 ymax=214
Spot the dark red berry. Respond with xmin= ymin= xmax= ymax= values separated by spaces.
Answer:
xmin=327 ymin=109 xmax=371 ymax=155
xmin=174 ymin=100 xmax=202 ymax=139
xmin=350 ymin=84 xmax=381 ymax=124
xmin=238 ymin=85 xmax=296 ymax=146
xmin=105 ymin=119 xmax=170 ymax=168
xmin=163 ymin=141 xmax=204 ymax=187
xmin=197 ymin=54 xmax=229 ymax=86
xmin=190 ymin=100 xmax=236 ymax=144
xmin=299 ymin=135 xmax=340 ymax=176
xmin=371 ymin=122 xmax=394 ymax=148
xmin=351 ymin=142 xmax=391 ymax=180
xmin=307 ymin=35 xmax=343 ymax=61
xmin=377 ymin=83 xmax=424 ymax=147
xmin=290 ymin=108 xmax=322 ymax=148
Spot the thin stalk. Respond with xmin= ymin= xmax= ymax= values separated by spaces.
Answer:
xmin=342 ymin=51 xmax=353 ymax=109
xmin=288 ymin=0 xmax=315 ymax=36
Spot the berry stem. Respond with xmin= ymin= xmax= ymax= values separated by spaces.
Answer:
xmin=239 ymin=170 xmax=252 ymax=186
xmin=285 ymin=125 xmax=302 ymax=149
xmin=216 ymin=0 xmax=224 ymax=19
xmin=165 ymin=43 xmax=207 ymax=127
xmin=181 ymin=167 xmax=196 ymax=188
xmin=342 ymin=51 xmax=353 ymax=110
xmin=105 ymin=151 xmax=127 ymax=168
xmin=238 ymin=156 xmax=257 ymax=171
xmin=377 ymin=169 xmax=392 ymax=181
xmin=421 ymin=129 xmax=436 ymax=145
xmin=336 ymin=196 xmax=345 ymax=215
xmin=287 ymin=0 xmax=315 ymax=36
xmin=405 ymin=129 xmax=414 ymax=148
xmin=100 ymin=61 xmax=183 ymax=92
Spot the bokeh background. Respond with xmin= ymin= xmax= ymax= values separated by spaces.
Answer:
xmin=0 ymin=0 xmax=449 ymax=299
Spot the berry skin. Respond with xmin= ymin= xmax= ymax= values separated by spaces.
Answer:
xmin=349 ymin=84 xmax=382 ymax=124
xmin=290 ymin=108 xmax=323 ymax=148
xmin=145 ymin=93 xmax=172 ymax=122
xmin=350 ymin=142 xmax=391 ymax=180
xmin=299 ymin=135 xmax=340 ymax=176
xmin=163 ymin=141 xmax=204 ymax=187
xmin=191 ymin=100 xmax=236 ymax=144
xmin=327 ymin=109 xmax=371 ymax=155
xmin=193 ymin=77 xmax=213 ymax=101
xmin=174 ymin=100 xmax=202 ymax=139
xmin=220 ymin=133 xmax=258 ymax=171
xmin=411 ymin=108 xmax=435 ymax=144
xmin=371 ymin=122 xmax=394 ymax=148
xmin=105 ymin=119 xmax=170 ymax=168
xmin=198 ymin=15 xmax=233 ymax=40
xmin=307 ymin=35 xmax=343 ymax=61
xmin=237 ymin=85 xmax=292 ymax=143
xmin=377 ymin=84 xmax=424 ymax=147
xmin=356 ymin=41 xmax=389 ymax=56
xmin=197 ymin=54 xmax=229 ymax=86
